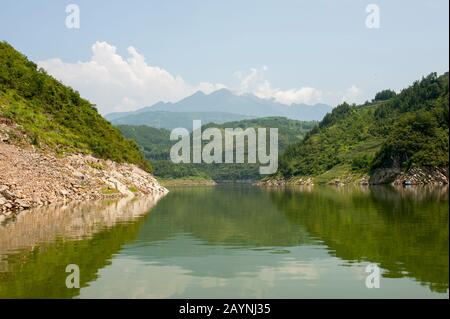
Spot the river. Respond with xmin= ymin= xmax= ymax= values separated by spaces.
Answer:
xmin=0 ymin=185 xmax=448 ymax=298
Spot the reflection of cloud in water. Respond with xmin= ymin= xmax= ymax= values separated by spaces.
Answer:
xmin=120 ymin=235 xmax=327 ymax=279
xmin=80 ymin=256 xmax=230 ymax=299
xmin=79 ymin=242 xmax=436 ymax=299
xmin=258 ymin=261 xmax=320 ymax=282
xmin=79 ymin=246 xmax=331 ymax=298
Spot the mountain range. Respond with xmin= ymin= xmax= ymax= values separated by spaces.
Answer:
xmin=106 ymin=89 xmax=332 ymax=129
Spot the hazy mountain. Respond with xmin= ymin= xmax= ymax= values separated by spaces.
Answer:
xmin=110 ymin=111 xmax=253 ymax=130
xmin=106 ymin=89 xmax=332 ymax=129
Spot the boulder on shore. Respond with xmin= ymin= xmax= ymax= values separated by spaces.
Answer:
xmin=0 ymin=141 xmax=168 ymax=218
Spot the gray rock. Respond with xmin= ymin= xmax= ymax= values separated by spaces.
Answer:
xmin=0 ymin=189 xmax=15 ymax=200
xmin=15 ymin=199 xmax=30 ymax=208
xmin=369 ymin=168 xmax=401 ymax=185
xmin=0 ymin=132 xmax=9 ymax=142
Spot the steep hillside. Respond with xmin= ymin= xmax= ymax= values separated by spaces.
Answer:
xmin=270 ymin=72 xmax=449 ymax=185
xmin=0 ymin=42 xmax=167 ymax=217
xmin=0 ymin=41 xmax=149 ymax=170
xmin=117 ymin=125 xmax=173 ymax=161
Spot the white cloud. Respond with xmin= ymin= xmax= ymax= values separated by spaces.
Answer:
xmin=341 ymin=85 xmax=363 ymax=104
xmin=235 ymin=66 xmax=323 ymax=105
xmin=38 ymin=41 xmax=226 ymax=114
xmin=235 ymin=66 xmax=365 ymax=107
xmin=38 ymin=42 xmax=363 ymax=113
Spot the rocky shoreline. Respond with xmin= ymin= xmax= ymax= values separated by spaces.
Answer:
xmin=257 ymin=167 xmax=449 ymax=187
xmin=370 ymin=167 xmax=449 ymax=185
xmin=0 ymin=140 xmax=168 ymax=221
xmin=255 ymin=176 xmax=315 ymax=187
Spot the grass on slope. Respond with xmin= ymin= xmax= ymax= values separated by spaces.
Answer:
xmin=0 ymin=41 xmax=150 ymax=171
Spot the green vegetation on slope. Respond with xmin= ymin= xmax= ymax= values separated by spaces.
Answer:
xmin=202 ymin=117 xmax=316 ymax=151
xmin=116 ymin=125 xmax=172 ymax=161
xmin=278 ymin=72 xmax=449 ymax=181
xmin=370 ymin=73 xmax=449 ymax=170
xmin=118 ymin=117 xmax=316 ymax=180
xmin=0 ymin=41 xmax=150 ymax=170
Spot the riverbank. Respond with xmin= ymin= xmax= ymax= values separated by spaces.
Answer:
xmin=0 ymin=140 xmax=168 ymax=220
xmin=158 ymin=177 xmax=217 ymax=187
xmin=257 ymin=166 xmax=449 ymax=187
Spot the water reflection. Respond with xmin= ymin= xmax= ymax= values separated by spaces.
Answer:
xmin=0 ymin=185 xmax=448 ymax=298
xmin=0 ymin=194 xmax=165 ymax=298
xmin=268 ymin=185 xmax=449 ymax=293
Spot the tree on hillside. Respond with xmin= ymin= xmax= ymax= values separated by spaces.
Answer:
xmin=373 ymin=89 xmax=396 ymax=101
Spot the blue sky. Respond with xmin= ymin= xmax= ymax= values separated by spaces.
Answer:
xmin=0 ymin=0 xmax=448 ymax=114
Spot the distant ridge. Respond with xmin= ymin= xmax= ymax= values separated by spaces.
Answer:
xmin=110 ymin=110 xmax=253 ymax=130
xmin=105 ymin=89 xmax=333 ymax=129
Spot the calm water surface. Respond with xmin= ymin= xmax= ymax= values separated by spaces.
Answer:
xmin=0 ymin=185 xmax=448 ymax=298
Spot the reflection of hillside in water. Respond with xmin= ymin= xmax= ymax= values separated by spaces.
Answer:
xmin=0 ymin=194 xmax=165 ymax=298
xmin=0 ymin=185 xmax=447 ymax=298
xmin=268 ymin=185 xmax=449 ymax=293
xmin=130 ymin=186 xmax=312 ymax=248
xmin=0 ymin=193 xmax=165 ymax=255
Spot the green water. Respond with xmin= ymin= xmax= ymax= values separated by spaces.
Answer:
xmin=0 ymin=185 xmax=448 ymax=298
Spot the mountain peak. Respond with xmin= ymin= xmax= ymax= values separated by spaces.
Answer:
xmin=108 ymin=87 xmax=333 ymax=122
xmin=210 ymin=88 xmax=232 ymax=97
xmin=192 ymin=90 xmax=206 ymax=96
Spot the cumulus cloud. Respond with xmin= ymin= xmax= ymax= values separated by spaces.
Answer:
xmin=235 ymin=66 xmax=323 ymax=105
xmin=38 ymin=41 xmax=226 ymax=114
xmin=235 ymin=66 xmax=364 ymax=106
xmin=38 ymin=42 xmax=363 ymax=113
xmin=341 ymin=85 xmax=363 ymax=104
